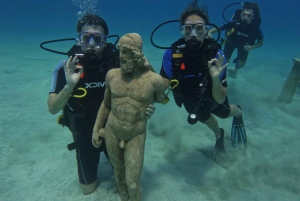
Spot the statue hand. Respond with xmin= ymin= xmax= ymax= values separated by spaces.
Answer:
xmin=92 ymin=128 xmax=105 ymax=148
xmin=146 ymin=104 xmax=156 ymax=119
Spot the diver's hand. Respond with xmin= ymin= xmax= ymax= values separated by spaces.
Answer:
xmin=208 ymin=52 xmax=228 ymax=80
xmin=92 ymin=128 xmax=105 ymax=148
xmin=146 ymin=104 xmax=156 ymax=119
xmin=63 ymin=56 xmax=83 ymax=88
xmin=244 ymin=45 xmax=252 ymax=52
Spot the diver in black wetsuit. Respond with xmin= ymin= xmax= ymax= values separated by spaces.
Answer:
xmin=210 ymin=2 xmax=264 ymax=78
xmin=47 ymin=14 xmax=155 ymax=195
xmin=158 ymin=0 xmax=246 ymax=151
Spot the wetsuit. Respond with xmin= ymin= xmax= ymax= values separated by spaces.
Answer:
xmin=160 ymin=38 xmax=230 ymax=122
xmin=220 ymin=19 xmax=264 ymax=62
xmin=49 ymin=43 xmax=119 ymax=185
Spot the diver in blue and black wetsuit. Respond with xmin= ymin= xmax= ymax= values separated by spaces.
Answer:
xmin=210 ymin=2 xmax=264 ymax=78
xmin=46 ymin=14 xmax=155 ymax=195
xmin=47 ymin=14 xmax=118 ymax=195
xmin=159 ymin=0 xmax=247 ymax=151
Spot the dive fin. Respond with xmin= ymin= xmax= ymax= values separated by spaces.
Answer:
xmin=231 ymin=105 xmax=247 ymax=147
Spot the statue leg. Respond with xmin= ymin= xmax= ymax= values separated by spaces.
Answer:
xmin=105 ymin=125 xmax=129 ymax=201
xmin=124 ymin=133 xmax=146 ymax=201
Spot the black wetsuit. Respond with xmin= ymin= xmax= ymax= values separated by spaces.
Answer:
xmin=160 ymin=38 xmax=230 ymax=123
xmin=220 ymin=18 xmax=264 ymax=61
xmin=49 ymin=43 xmax=119 ymax=185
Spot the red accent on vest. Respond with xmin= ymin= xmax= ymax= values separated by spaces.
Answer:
xmin=180 ymin=63 xmax=185 ymax=70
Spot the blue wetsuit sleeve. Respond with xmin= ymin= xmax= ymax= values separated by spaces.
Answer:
xmin=160 ymin=49 xmax=173 ymax=80
xmin=49 ymin=61 xmax=66 ymax=94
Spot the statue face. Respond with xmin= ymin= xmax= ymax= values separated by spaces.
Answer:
xmin=119 ymin=47 xmax=135 ymax=74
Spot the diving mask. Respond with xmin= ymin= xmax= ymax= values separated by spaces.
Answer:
xmin=181 ymin=23 xmax=207 ymax=37
xmin=78 ymin=32 xmax=106 ymax=47
xmin=240 ymin=11 xmax=254 ymax=19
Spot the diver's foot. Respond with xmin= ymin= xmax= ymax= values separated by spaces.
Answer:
xmin=227 ymin=69 xmax=237 ymax=79
xmin=80 ymin=180 xmax=97 ymax=195
xmin=215 ymin=128 xmax=226 ymax=152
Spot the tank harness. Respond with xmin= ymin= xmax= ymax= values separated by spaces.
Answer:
xmin=170 ymin=37 xmax=221 ymax=107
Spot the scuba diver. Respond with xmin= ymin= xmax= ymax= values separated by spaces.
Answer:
xmin=209 ymin=2 xmax=264 ymax=79
xmin=45 ymin=14 xmax=155 ymax=195
xmin=152 ymin=0 xmax=247 ymax=152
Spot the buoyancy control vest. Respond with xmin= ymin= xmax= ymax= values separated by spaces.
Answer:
xmin=170 ymin=37 xmax=220 ymax=108
xmin=60 ymin=43 xmax=119 ymax=127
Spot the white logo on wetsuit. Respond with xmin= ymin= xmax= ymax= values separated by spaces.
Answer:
xmin=85 ymin=82 xmax=105 ymax=88
xmin=236 ymin=31 xmax=249 ymax=37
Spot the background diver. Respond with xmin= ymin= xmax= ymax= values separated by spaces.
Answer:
xmin=209 ymin=2 xmax=264 ymax=78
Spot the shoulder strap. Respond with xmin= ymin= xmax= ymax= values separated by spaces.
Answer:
xmin=252 ymin=17 xmax=261 ymax=30
xmin=103 ymin=43 xmax=120 ymax=69
xmin=232 ymin=9 xmax=243 ymax=23
xmin=202 ymin=38 xmax=220 ymax=60
xmin=171 ymin=39 xmax=186 ymax=69
xmin=171 ymin=38 xmax=186 ymax=47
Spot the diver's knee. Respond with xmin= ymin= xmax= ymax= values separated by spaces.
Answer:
xmin=218 ymin=114 xmax=229 ymax=119
xmin=203 ymin=114 xmax=215 ymax=124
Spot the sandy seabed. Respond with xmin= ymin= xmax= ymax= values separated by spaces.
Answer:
xmin=0 ymin=39 xmax=299 ymax=201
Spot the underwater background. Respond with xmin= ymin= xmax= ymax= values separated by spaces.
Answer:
xmin=0 ymin=0 xmax=300 ymax=200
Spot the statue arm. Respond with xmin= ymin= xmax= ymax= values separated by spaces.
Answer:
xmin=154 ymin=75 xmax=168 ymax=103
xmin=93 ymin=72 xmax=113 ymax=133
xmin=92 ymin=72 xmax=113 ymax=148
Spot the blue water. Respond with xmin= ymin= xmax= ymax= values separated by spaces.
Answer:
xmin=2 ymin=0 xmax=299 ymax=67
xmin=1 ymin=0 xmax=300 ymax=200
xmin=2 ymin=0 xmax=299 ymax=60
xmin=2 ymin=0 xmax=300 ymax=39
